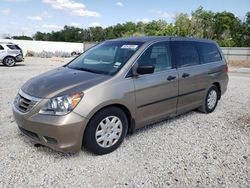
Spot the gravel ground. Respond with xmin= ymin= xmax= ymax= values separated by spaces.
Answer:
xmin=0 ymin=57 xmax=249 ymax=187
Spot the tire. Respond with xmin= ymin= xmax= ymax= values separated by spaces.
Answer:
xmin=3 ymin=56 xmax=16 ymax=67
xmin=83 ymin=107 xmax=128 ymax=155
xmin=198 ymin=85 xmax=219 ymax=113
xmin=71 ymin=52 xmax=77 ymax=56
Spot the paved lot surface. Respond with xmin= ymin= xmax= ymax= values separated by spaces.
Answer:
xmin=0 ymin=58 xmax=249 ymax=187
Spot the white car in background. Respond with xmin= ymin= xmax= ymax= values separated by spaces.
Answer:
xmin=0 ymin=42 xmax=24 ymax=67
xmin=71 ymin=50 xmax=82 ymax=56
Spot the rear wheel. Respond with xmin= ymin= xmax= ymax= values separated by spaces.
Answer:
xmin=3 ymin=57 xmax=16 ymax=67
xmin=83 ymin=107 xmax=128 ymax=155
xmin=198 ymin=85 xmax=219 ymax=113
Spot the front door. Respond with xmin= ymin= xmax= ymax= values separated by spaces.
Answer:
xmin=133 ymin=41 xmax=178 ymax=127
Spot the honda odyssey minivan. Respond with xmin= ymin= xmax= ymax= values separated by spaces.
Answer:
xmin=13 ymin=36 xmax=228 ymax=155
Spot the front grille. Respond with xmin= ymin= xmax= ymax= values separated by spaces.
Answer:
xmin=14 ymin=90 xmax=41 ymax=113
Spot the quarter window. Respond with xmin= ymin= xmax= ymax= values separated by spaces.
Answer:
xmin=0 ymin=45 xmax=4 ymax=50
xmin=137 ymin=42 xmax=172 ymax=72
xmin=198 ymin=42 xmax=222 ymax=63
xmin=172 ymin=41 xmax=200 ymax=67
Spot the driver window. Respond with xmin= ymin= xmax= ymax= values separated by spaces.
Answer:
xmin=137 ymin=42 xmax=172 ymax=72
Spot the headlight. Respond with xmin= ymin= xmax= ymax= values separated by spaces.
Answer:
xmin=39 ymin=92 xmax=83 ymax=115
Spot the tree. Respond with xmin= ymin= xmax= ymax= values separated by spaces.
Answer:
xmin=214 ymin=11 xmax=243 ymax=46
xmin=31 ymin=8 xmax=249 ymax=47
xmin=144 ymin=20 xmax=167 ymax=35
xmin=242 ymin=12 xmax=250 ymax=46
xmin=190 ymin=6 xmax=215 ymax=38
xmin=33 ymin=32 xmax=47 ymax=41
xmin=174 ymin=13 xmax=191 ymax=36
xmin=112 ymin=24 xmax=125 ymax=38
xmin=122 ymin=22 xmax=137 ymax=36
xmin=12 ymin=36 xmax=33 ymax=40
xmin=105 ymin=26 xmax=116 ymax=39
xmin=89 ymin=27 xmax=106 ymax=42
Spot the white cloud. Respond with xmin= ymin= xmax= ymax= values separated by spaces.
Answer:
xmin=27 ymin=16 xmax=42 ymax=21
xmin=4 ymin=0 xmax=29 ymax=2
xmin=136 ymin=18 xmax=150 ymax=23
xmin=43 ymin=0 xmax=85 ymax=10
xmin=27 ymin=11 xmax=53 ymax=21
xmin=89 ymin=22 xmax=102 ymax=27
xmin=21 ymin=26 xmax=34 ymax=36
xmin=70 ymin=22 xmax=81 ymax=27
xmin=42 ymin=24 xmax=63 ymax=30
xmin=155 ymin=10 xmax=178 ymax=20
xmin=0 ymin=9 xmax=11 ymax=16
xmin=41 ymin=11 xmax=53 ymax=18
xmin=43 ymin=0 xmax=101 ymax=17
xmin=10 ymin=21 xmax=17 ymax=25
xmin=152 ymin=10 xmax=178 ymax=23
xmin=155 ymin=11 xmax=176 ymax=19
xmin=71 ymin=9 xmax=100 ymax=17
xmin=116 ymin=2 xmax=123 ymax=7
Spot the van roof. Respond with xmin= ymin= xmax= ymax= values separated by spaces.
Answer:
xmin=109 ymin=36 xmax=215 ymax=43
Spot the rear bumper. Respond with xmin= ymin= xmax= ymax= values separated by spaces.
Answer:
xmin=221 ymin=74 xmax=229 ymax=96
xmin=15 ymin=54 xmax=24 ymax=62
xmin=12 ymin=105 xmax=88 ymax=153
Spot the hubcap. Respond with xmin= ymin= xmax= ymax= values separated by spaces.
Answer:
xmin=5 ymin=58 xmax=15 ymax=66
xmin=95 ymin=116 xmax=123 ymax=148
xmin=207 ymin=90 xmax=217 ymax=110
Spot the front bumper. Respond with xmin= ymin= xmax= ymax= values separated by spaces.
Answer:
xmin=12 ymin=105 xmax=88 ymax=153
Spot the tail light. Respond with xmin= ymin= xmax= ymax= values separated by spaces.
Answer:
xmin=224 ymin=66 xmax=228 ymax=73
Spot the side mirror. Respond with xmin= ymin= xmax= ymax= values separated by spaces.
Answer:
xmin=137 ymin=65 xmax=155 ymax=75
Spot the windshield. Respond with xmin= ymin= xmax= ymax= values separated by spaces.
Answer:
xmin=67 ymin=41 xmax=142 ymax=75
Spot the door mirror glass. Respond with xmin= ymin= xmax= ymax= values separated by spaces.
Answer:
xmin=137 ymin=65 xmax=155 ymax=75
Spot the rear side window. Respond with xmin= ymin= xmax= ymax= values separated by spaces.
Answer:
xmin=171 ymin=41 xmax=200 ymax=67
xmin=0 ymin=45 xmax=4 ymax=50
xmin=7 ymin=45 xmax=19 ymax=50
xmin=198 ymin=42 xmax=222 ymax=63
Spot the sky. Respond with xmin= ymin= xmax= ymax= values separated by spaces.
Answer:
xmin=0 ymin=0 xmax=249 ymax=37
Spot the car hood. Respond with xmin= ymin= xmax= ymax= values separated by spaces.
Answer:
xmin=21 ymin=67 xmax=111 ymax=98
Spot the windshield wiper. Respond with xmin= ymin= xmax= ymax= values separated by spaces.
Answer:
xmin=68 ymin=66 xmax=106 ymax=75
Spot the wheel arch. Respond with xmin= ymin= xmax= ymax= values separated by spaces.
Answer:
xmin=3 ymin=55 xmax=16 ymax=60
xmin=83 ymin=103 xmax=135 ymax=140
xmin=212 ymin=82 xmax=221 ymax=99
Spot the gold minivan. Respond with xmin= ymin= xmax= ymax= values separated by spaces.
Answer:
xmin=13 ymin=37 xmax=228 ymax=155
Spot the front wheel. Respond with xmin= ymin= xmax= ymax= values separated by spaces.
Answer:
xmin=83 ymin=107 xmax=128 ymax=155
xmin=198 ymin=85 xmax=219 ymax=113
xmin=3 ymin=57 xmax=16 ymax=67
xmin=71 ymin=52 xmax=77 ymax=56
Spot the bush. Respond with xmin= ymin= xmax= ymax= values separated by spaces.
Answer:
xmin=54 ymin=51 xmax=71 ymax=58
xmin=25 ymin=50 xmax=71 ymax=58
xmin=26 ymin=50 xmax=35 ymax=57
xmin=37 ymin=51 xmax=53 ymax=58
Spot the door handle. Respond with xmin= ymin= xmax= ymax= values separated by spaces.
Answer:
xmin=167 ymin=75 xmax=176 ymax=81
xmin=182 ymin=73 xmax=190 ymax=78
